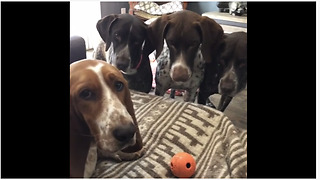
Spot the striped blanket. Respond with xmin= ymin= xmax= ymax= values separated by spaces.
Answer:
xmin=93 ymin=91 xmax=247 ymax=178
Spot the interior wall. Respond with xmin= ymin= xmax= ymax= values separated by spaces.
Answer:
xmin=100 ymin=2 xmax=130 ymax=18
xmin=70 ymin=1 xmax=101 ymax=49
xmin=186 ymin=2 xmax=219 ymax=15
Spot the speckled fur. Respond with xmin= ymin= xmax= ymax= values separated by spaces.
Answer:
xmin=155 ymin=41 xmax=205 ymax=102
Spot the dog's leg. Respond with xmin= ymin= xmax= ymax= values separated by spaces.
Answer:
xmin=184 ymin=89 xmax=198 ymax=102
xmin=84 ymin=141 xmax=98 ymax=178
xmin=155 ymin=80 xmax=170 ymax=96
xmin=170 ymin=89 xmax=176 ymax=99
xmin=217 ymin=94 xmax=233 ymax=112
xmin=197 ymin=90 xmax=211 ymax=105
xmin=205 ymin=98 xmax=216 ymax=109
xmin=155 ymin=86 xmax=167 ymax=96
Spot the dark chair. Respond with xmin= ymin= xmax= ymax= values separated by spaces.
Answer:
xmin=70 ymin=36 xmax=86 ymax=64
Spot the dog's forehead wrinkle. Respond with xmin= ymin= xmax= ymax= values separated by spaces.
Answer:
xmin=87 ymin=62 xmax=104 ymax=76
xmin=87 ymin=63 xmax=121 ymax=114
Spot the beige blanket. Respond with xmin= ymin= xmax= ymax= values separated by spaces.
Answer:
xmin=93 ymin=91 xmax=247 ymax=178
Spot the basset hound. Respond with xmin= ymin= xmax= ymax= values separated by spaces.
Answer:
xmin=147 ymin=10 xmax=225 ymax=102
xmin=70 ymin=59 xmax=145 ymax=178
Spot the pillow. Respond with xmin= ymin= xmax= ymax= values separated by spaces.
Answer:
xmin=134 ymin=1 xmax=183 ymax=15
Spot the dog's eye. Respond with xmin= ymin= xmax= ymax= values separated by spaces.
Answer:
xmin=192 ymin=42 xmax=199 ymax=47
xmin=167 ymin=40 xmax=174 ymax=46
xmin=133 ymin=41 xmax=140 ymax=47
xmin=236 ymin=60 xmax=247 ymax=68
xmin=79 ymin=89 xmax=95 ymax=100
xmin=167 ymin=41 xmax=177 ymax=50
xmin=114 ymin=33 xmax=121 ymax=41
xmin=114 ymin=81 xmax=124 ymax=91
xmin=189 ymin=41 xmax=199 ymax=49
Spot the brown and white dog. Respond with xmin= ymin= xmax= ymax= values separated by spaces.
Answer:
xmin=198 ymin=32 xmax=247 ymax=112
xmin=70 ymin=59 xmax=145 ymax=178
xmin=217 ymin=32 xmax=247 ymax=111
xmin=147 ymin=10 xmax=225 ymax=102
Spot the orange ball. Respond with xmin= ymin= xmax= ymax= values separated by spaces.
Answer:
xmin=170 ymin=152 xmax=196 ymax=178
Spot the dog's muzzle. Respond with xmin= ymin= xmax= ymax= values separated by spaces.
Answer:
xmin=171 ymin=65 xmax=191 ymax=82
xmin=119 ymin=41 xmax=145 ymax=75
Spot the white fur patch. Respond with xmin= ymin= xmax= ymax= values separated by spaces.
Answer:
xmin=84 ymin=141 xmax=98 ymax=178
xmin=218 ymin=63 xmax=238 ymax=97
xmin=87 ymin=62 xmax=135 ymax=152
xmin=170 ymin=53 xmax=192 ymax=80
xmin=155 ymin=40 xmax=205 ymax=102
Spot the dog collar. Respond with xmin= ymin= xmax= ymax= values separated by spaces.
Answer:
xmin=133 ymin=54 xmax=143 ymax=69
xmin=133 ymin=40 xmax=145 ymax=70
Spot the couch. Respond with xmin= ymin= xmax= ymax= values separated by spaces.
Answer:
xmin=70 ymin=35 xmax=86 ymax=64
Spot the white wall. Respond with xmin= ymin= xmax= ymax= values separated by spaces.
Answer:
xmin=70 ymin=1 xmax=102 ymax=50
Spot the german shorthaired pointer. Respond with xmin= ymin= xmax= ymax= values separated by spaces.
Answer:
xmin=198 ymin=31 xmax=247 ymax=112
xmin=147 ymin=10 xmax=225 ymax=102
xmin=95 ymin=14 xmax=153 ymax=93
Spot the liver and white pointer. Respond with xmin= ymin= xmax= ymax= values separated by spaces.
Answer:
xmin=148 ymin=10 xmax=225 ymax=102
xmin=198 ymin=31 xmax=247 ymax=112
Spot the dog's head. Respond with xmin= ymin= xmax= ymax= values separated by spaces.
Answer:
xmin=96 ymin=14 xmax=151 ymax=75
xmin=148 ymin=10 xmax=225 ymax=82
xmin=70 ymin=59 xmax=143 ymax=155
xmin=219 ymin=32 xmax=247 ymax=96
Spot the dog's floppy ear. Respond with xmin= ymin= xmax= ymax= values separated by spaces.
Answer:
xmin=198 ymin=16 xmax=225 ymax=63
xmin=96 ymin=14 xmax=119 ymax=50
xmin=70 ymin=91 xmax=92 ymax=177
xmin=140 ymin=23 xmax=155 ymax=57
xmin=147 ymin=15 xmax=170 ymax=58
xmin=121 ymin=86 xmax=143 ymax=153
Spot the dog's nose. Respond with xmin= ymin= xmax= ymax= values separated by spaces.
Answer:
xmin=113 ymin=123 xmax=136 ymax=143
xmin=116 ymin=59 xmax=129 ymax=71
xmin=171 ymin=66 xmax=190 ymax=82
xmin=220 ymin=80 xmax=236 ymax=94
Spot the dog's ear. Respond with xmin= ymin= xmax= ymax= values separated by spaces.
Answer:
xmin=96 ymin=14 xmax=119 ymax=50
xmin=70 ymin=89 xmax=92 ymax=177
xmin=198 ymin=16 xmax=225 ymax=63
xmin=121 ymin=86 xmax=143 ymax=153
xmin=147 ymin=15 xmax=170 ymax=58
xmin=140 ymin=23 xmax=155 ymax=57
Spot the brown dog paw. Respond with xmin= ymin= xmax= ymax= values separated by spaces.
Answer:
xmin=117 ymin=147 xmax=146 ymax=161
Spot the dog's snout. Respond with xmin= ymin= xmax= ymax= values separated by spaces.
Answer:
xmin=113 ymin=123 xmax=136 ymax=143
xmin=116 ymin=59 xmax=129 ymax=71
xmin=171 ymin=66 xmax=190 ymax=82
xmin=220 ymin=79 xmax=236 ymax=94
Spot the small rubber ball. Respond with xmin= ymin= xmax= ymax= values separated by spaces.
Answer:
xmin=170 ymin=152 xmax=196 ymax=178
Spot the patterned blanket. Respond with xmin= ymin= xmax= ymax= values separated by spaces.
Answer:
xmin=134 ymin=1 xmax=183 ymax=15
xmin=93 ymin=91 xmax=247 ymax=178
